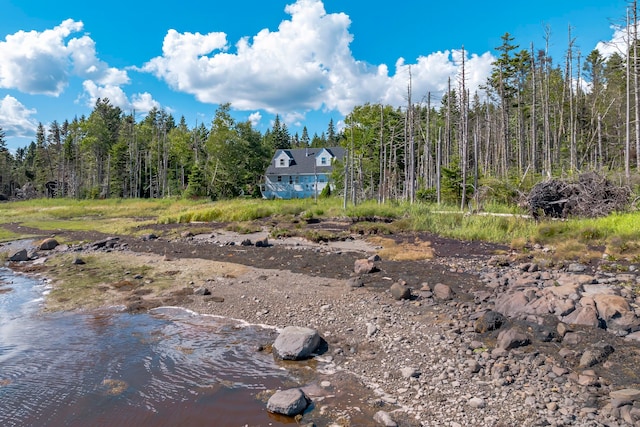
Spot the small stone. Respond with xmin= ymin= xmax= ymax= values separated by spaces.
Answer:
xmin=366 ymin=323 xmax=378 ymax=337
xmin=373 ymin=410 xmax=397 ymax=427
xmin=469 ymin=397 xmax=486 ymax=408
xmin=400 ymin=367 xmax=420 ymax=379
xmin=346 ymin=276 xmax=364 ymax=288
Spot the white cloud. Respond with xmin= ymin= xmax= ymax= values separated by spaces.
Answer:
xmin=0 ymin=18 xmax=145 ymax=114
xmin=131 ymin=92 xmax=161 ymax=114
xmin=0 ymin=19 xmax=128 ymax=94
xmin=67 ymin=35 xmax=129 ymax=86
xmin=0 ymin=95 xmax=38 ymax=138
xmin=143 ymin=0 xmax=495 ymax=118
xmin=248 ymin=111 xmax=262 ymax=127
xmin=80 ymin=80 xmax=161 ymax=115
xmin=596 ymin=25 xmax=633 ymax=58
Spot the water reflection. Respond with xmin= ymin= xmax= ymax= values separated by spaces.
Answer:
xmin=0 ymin=268 xmax=294 ymax=427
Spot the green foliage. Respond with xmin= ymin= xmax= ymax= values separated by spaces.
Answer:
xmin=184 ymin=164 xmax=207 ymax=198
xmin=319 ymin=183 xmax=331 ymax=198
xmin=416 ymin=188 xmax=437 ymax=203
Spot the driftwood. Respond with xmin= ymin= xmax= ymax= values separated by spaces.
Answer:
xmin=527 ymin=173 xmax=630 ymax=219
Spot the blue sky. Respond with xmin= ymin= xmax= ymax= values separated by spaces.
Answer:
xmin=0 ymin=0 xmax=629 ymax=152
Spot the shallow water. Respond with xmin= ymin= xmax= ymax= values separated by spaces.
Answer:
xmin=0 ymin=268 xmax=298 ymax=427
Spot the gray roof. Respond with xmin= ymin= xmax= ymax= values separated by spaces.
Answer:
xmin=265 ymin=147 xmax=345 ymax=175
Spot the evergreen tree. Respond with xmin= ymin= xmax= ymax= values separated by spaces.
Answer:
xmin=327 ymin=118 xmax=337 ymax=146
xmin=0 ymin=126 xmax=11 ymax=196
xmin=301 ymin=126 xmax=311 ymax=147
xmin=184 ymin=163 xmax=206 ymax=198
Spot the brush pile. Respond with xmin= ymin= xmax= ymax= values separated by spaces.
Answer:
xmin=527 ymin=172 xmax=630 ymax=219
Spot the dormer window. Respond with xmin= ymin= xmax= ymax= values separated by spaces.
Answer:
xmin=321 ymin=157 xmax=327 ymax=165
xmin=279 ymin=158 xmax=285 ymax=166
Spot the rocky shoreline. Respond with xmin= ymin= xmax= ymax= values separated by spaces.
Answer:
xmin=3 ymin=227 xmax=640 ymax=426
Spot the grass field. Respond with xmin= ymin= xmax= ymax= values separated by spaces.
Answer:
xmin=1 ymin=196 xmax=639 ymax=263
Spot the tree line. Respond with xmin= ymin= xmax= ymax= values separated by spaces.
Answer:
xmin=1 ymin=3 xmax=640 ymax=206
xmin=341 ymin=4 xmax=640 ymax=208
xmin=0 ymin=102 xmax=340 ymax=200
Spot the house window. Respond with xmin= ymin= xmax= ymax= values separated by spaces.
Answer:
xmin=295 ymin=176 xmax=299 ymax=183
xmin=277 ymin=176 xmax=282 ymax=182
xmin=279 ymin=158 xmax=285 ymax=166
xmin=321 ymin=157 xmax=327 ymax=165
xmin=289 ymin=176 xmax=293 ymax=184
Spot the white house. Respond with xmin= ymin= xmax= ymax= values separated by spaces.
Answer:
xmin=260 ymin=147 xmax=345 ymax=199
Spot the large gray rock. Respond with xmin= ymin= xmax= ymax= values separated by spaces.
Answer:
xmin=593 ymin=294 xmax=631 ymax=322
xmin=390 ymin=282 xmax=411 ymax=300
xmin=494 ymin=291 xmax=530 ymax=318
xmin=474 ymin=310 xmax=506 ymax=333
xmin=497 ymin=328 xmax=530 ymax=350
xmin=433 ymin=283 xmax=454 ymax=300
xmin=38 ymin=238 xmax=59 ymax=250
xmin=354 ymin=258 xmax=377 ymax=274
xmin=9 ymin=249 xmax=29 ymax=262
xmin=273 ymin=326 xmax=322 ymax=360
xmin=266 ymin=388 xmax=310 ymax=416
xmin=579 ymin=343 xmax=615 ymax=368
xmin=562 ymin=300 xmax=601 ymax=328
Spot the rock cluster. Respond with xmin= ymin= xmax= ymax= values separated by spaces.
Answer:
xmin=7 ymin=229 xmax=640 ymax=426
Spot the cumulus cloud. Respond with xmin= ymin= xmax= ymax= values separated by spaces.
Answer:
xmin=0 ymin=19 xmax=128 ymax=96
xmin=143 ymin=0 xmax=494 ymax=121
xmin=596 ymin=25 xmax=632 ymax=58
xmin=0 ymin=95 xmax=38 ymax=138
xmin=248 ymin=111 xmax=262 ymax=127
xmin=80 ymin=80 xmax=161 ymax=115
xmin=0 ymin=18 xmax=159 ymax=116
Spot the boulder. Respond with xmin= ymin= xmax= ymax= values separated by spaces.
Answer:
xmin=433 ymin=283 xmax=454 ymax=300
xmin=354 ymin=259 xmax=377 ymax=274
xmin=497 ymin=328 xmax=530 ymax=350
xmin=562 ymin=298 xmax=602 ymax=328
xmin=9 ymin=249 xmax=29 ymax=262
xmin=474 ymin=310 xmax=506 ymax=333
xmin=255 ymin=237 xmax=269 ymax=247
xmin=390 ymin=282 xmax=411 ymax=300
xmin=266 ymin=388 xmax=310 ymax=416
xmin=579 ymin=343 xmax=615 ymax=368
xmin=273 ymin=326 xmax=322 ymax=360
xmin=593 ymin=294 xmax=631 ymax=322
xmin=494 ymin=291 xmax=530 ymax=318
xmin=38 ymin=238 xmax=59 ymax=250
xmin=610 ymin=388 xmax=640 ymax=402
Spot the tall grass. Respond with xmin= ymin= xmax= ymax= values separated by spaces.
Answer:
xmin=1 ymin=197 xmax=638 ymax=251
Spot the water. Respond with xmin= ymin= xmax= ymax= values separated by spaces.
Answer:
xmin=0 ymin=268 xmax=299 ymax=427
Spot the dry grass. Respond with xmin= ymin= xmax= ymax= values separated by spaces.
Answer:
xmin=547 ymin=239 xmax=602 ymax=264
xmin=368 ymin=236 xmax=435 ymax=261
